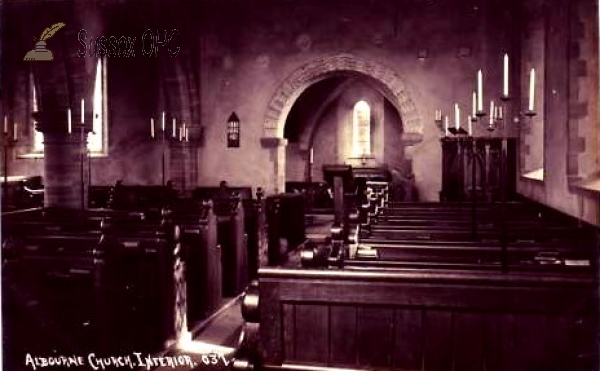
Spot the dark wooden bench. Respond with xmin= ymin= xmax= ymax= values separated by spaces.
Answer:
xmin=2 ymin=209 xmax=182 ymax=357
xmin=234 ymin=267 xmax=597 ymax=371
xmin=171 ymin=200 xmax=222 ymax=325
xmin=3 ymin=227 xmax=176 ymax=355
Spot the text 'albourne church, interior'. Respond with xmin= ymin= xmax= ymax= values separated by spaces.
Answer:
xmin=1 ymin=0 xmax=599 ymax=370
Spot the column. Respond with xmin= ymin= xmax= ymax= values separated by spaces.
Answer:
xmin=37 ymin=111 xmax=88 ymax=209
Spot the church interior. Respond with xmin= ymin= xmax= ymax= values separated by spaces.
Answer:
xmin=1 ymin=0 xmax=599 ymax=370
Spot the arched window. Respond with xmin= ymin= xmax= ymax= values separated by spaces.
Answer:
xmin=353 ymin=100 xmax=371 ymax=156
xmin=31 ymin=58 xmax=107 ymax=155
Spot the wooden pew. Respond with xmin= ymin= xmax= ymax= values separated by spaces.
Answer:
xmin=107 ymin=183 xmax=179 ymax=211
xmin=234 ymin=267 xmax=597 ymax=371
xmin=193 ymin=185 xmax=265 ymax=282
xmin=266 ymin=193 xmax=306 ymax=265
xmin=2 ymin=209 xmax=180 ymax=356
xmin=172 ymin=200 xmax=222 ymax=324
xmin=213 ymin=196 xmax=248 ymax=297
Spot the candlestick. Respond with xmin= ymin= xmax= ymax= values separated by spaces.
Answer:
xmin=81 ymin=99 xmax=85 ymax=124
xmin=528 ymin=68 xmax=535 ymax=111
xmin=185 ymin=127 xmax=189 ymax=142
xmin=468 ymin=115 xmax=472 ymax=136
xmin=455 ymin=104 xmax=460 ymax=129
xmin=68 ymin=109 xmax=72 ymax=134
xmin=309 ymin=148 xmax=314 ymax=164
xmin=3 ymin=115 xmax=7 ymax=134
xmin=151 ymin=118 xmax=155 ymax=138
xmin=444 ymin=116 xmax=449 ymax=136
xmin=472 ymin=91 xmax=477 ymax=117
xmin=503 ymin=54 xmax=509 ymax=97
xmin=172 ymin=118 xmax=176 ymax=138
xmin=477 ymin=70 xmax=483 ymax=111
xmin=13 ymin=122 xmax=17 ymax=141
xmin=489 ymin=101 xmax=494 ymax=126
xmin=162 ymin=111 xmax=166 ymax=131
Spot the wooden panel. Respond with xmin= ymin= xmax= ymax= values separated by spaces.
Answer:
xmin=483 ymin=313 xmax=515 ymax=371
xmin=392 ymin=308 xmax=423 ymax=370
xmin=282 ymin=304 xmax=295 ymax=361
xmin=423 ymin=310 xmax=453 ymax=371
xmin=293 ymin=304 xmax=329 ymax=364
xmin=356 ymin=307 xmax=393 ymax=367
xmin=329 ymin=305 xmax=357 ymax=366
xmin=453 ymin=312 xmax=485 ymax=371
xmin=512 ymin=314 xmax=561 ymax=371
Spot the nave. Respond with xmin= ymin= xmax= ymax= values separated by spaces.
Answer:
xmin=2 ymin=0 xmax=600 ymax=370
xmin=2 ymin=174 xmax=599 ymax=371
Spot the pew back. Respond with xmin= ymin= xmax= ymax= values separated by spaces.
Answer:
xmin=251 ymin=267 xmax=597 ymax=371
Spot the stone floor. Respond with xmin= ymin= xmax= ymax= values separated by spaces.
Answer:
xmin=151 ymin=213 xmax=335 ymax=371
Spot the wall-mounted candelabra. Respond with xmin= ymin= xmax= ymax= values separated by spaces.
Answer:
xmin=150 ymin=112 xmax=202 ymax=187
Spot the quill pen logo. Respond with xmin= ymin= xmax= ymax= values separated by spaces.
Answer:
xmin=23 ymin=22 xmax=66 ymax=61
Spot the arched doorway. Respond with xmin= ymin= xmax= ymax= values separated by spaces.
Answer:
xmin=260 ymin=54 xmax=423 ymax=194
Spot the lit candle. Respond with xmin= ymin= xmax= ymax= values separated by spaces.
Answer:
xmin=472 ymin=91 xmax=477 ymax=117
xmin=528 ymin=68 xmax=535 ymax=111
xmin=81 ymin=99 xmax=85 ymax=124
xmin=468 ymin=115 xmax=472 ymax=136
xmin=3 ymin=115 xmax=7 ymax=133
xmin=13 ymin=122 xmax=17 ymax=141
xmin=172 ymin=118 xmax=176 ymax=138
xmin=455 ymin=104 xmax=460 ymax=129
xmin=68 ymin=108 xmax=72 ymax=134
xmin=503 ymin=53 xmax=509 ymax=97
xmin=151 ymin=118 xmax=155 ymax=138
xmin=161 ymin=111 xmax=166 ymax=131
xmin=489 ymin=101 xmax=494 ymax=125
xmin=477 ymin=70 xmax=483 ymax=112
xmin=444 ymin=116 xmax=449 ymax=136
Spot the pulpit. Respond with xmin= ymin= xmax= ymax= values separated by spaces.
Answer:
xmin=440 ymin=137 xmax=516 ymax=202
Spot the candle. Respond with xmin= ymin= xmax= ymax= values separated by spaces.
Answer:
xmin=172 ymin=118 xmax=176 ymax=138
xmin=309 ymin=148 xmax=314 ymax=164
xmin=161 ymin=111 xmax=165 ymax=131
xmin=472 ymin=91 xmax=477 ymax=116
xmin=3 ymin=115 xmax=7 ymax=133
xmin=13 ymin=122 xmax=17 ymax=141
xmin=528 ymin=68 xmax=535 ymax=111
xmin=477 ymin=70 xmax=483 ymax=112
xmin=489 ymin=101 xmax=494 ymax=125
xmin=503 ymin=53 xmax=509 ymax=97
xmin=468 ymin=115 xmax=472 ymax=136
xmin=81 ymin=99 xmax=85 ymax=124
xmin=179 ymin=126 xmax=183 ymax=141
xmin=444 ymin=116 xmax=449 ymax=136
xmin=68 ymin=108 xmax=72 ymax=134
xmin=456 ymin=104 xmax=461 ymax=129
xmin=185 ymin=128 xmax=189 ymax=142
xmin=151 ymin=118 xmax=155 ymax=138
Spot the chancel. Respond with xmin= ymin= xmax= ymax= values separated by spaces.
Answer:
xmin=1 ymin=0 xmax=599 ymax=370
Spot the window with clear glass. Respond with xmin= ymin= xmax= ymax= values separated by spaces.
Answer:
xmin=353 ymin=100 xmax=371 ymax=156
xmin=31 ymin=58 xmax=107 ymax=155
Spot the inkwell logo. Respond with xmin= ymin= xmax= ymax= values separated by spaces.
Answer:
xmin=23 ymin=22 xmax=66 ymax=61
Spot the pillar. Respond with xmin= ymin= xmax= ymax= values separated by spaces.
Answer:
xmin=38 ymin=111 xmax=89 ymax=209
xmin=261 ymin=137 xmax=288 ymax=194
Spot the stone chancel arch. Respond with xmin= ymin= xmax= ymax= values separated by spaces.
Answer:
xmin=262 ymin=54 xmax=423 ymax=140
xmin=260 ymin=54 xmax=423 ymax=193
